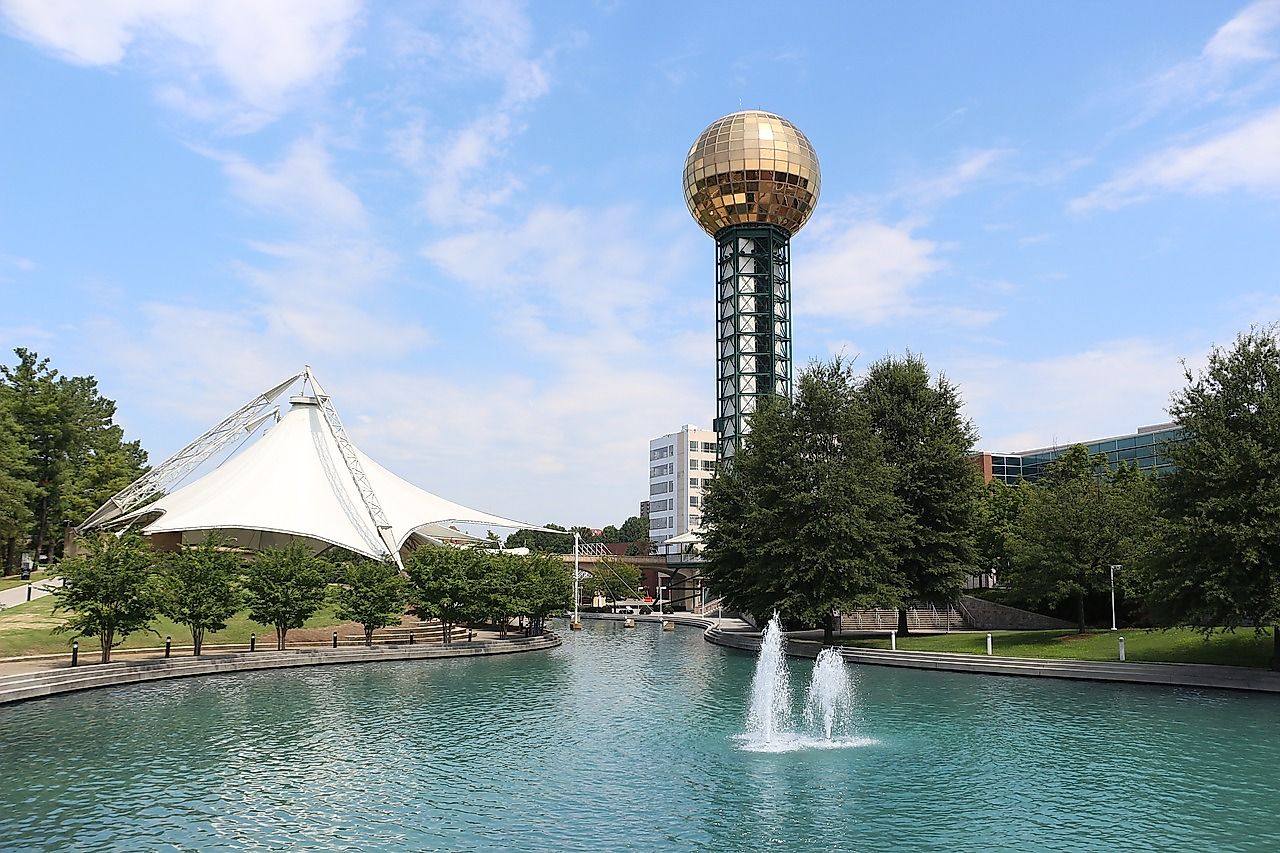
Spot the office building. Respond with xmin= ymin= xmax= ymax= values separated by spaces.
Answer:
xmin=974 ymin=422 xmax=1184 ymax=484
xmin=648 ymin=425 xmax=719 ymax=546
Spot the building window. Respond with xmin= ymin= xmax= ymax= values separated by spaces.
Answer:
xmin=650 ymin=463 xmax=673 ymax=478
xmin=690 ymin=496 xmax=699 ymax=507
xmin=690 ymin=478 xmax=699 ymax=488
xmin=689 ymin=515 xmax=700 ymax=528
xmin=701 ymin=441 xmax=715 ymax=452
xmin=650 ymin=481 xmax=672 ymax=495
xmin=702 ymin=460 xmax=716 ymax=471
xmin=689 ymin=441 xmax=698 ymax=453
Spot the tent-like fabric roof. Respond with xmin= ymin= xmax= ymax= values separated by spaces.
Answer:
xmin=123 ymin=396 xmax=540 ymax=560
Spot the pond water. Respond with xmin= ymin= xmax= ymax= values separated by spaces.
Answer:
xmin=0 ymin=620 xmax=1276 ymax=852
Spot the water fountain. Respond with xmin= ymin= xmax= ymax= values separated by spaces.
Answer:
xmin=739 ymin=613 xmax=875 ymax=752
xmin=804 ymin=647 xmax=854 ymax=740
xmin=744 ymin=613 xmax=792 ymax=745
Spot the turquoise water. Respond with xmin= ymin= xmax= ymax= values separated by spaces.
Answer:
xmin=0 ymin=620 xmax=1277 ymax=852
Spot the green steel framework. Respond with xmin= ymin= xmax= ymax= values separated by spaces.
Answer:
xmin=713 ymin=224 xmax=792 ymax=460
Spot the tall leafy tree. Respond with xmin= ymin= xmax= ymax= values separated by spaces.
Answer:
xmin=335 ymin=558 xmax=408 ymax=646
xmin=405 ymin=546 xmax=476 ymax=643
xmin=1006 ymin=447 xmax=1153 ymax=632
xmin=503 ymin=524 xmax=572 ymax=554
xmin=53 ymin=533 xmax=159 ymax=663
xmin=702 ymin=358 xmax=908 ymax=642
xmin=1147 ymin=327 xmax=1280 ymax=669
xmin=157 ymin=534 xmax=242 ymax=655
xmin=0 ymin=395 xmax=34 ymax=569
xmin=859 ymin=352 xmax=981 ymax=633
xmin=973 ymin=478 xmax=1031 ymax=588
xmin=514 ymin=553 xmax=573 ymax=635
xmin=0 ymin=349 xmax=67 ymax=565
xmin=243 ymin=543 xmax=329 ymax=650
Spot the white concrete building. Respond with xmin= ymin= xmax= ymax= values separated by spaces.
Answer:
xmin=648 ymin=425 xmax=719 ymax=546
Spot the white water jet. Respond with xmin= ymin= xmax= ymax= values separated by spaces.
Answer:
xmin=744 ymin=613 xmax=791 ymax=745
xmin=738 ymin=618 xmax=876 ymax=753
xmin=803 ymin=648 xmax=854 ymax=740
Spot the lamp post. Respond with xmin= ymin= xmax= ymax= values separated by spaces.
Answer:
xmin=570 ymin=531 xmax=582 ymax=630
xmin=1109 ymin=564 xmax=1121 ymax=631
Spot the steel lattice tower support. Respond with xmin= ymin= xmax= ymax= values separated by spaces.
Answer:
xmin=713 ymin=223 xmax=791 ymax=460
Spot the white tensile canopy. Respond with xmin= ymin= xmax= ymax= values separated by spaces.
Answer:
xmin=87 ymin=368 xmax=554 ymax=565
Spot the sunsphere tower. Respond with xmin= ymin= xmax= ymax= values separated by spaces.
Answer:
xmin=683 ymin=110 xmax=821 ymax=460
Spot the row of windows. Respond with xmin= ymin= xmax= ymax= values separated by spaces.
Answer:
xmin=650 ymin=445 xmax=675 ymax=461
xmin=689 ymin=440 xmax=717 ymax=453
xmin=650 ymin=463 xmax=673 ymax=478
xmin=690 ymin=478 xmax=712 ymax=489
xmin=649 ymin=499 xmax=671 ymax=512
xmin=650 ymin=516 xmax=673 ymax=530
xmin=650 ymin=481 xmax=672 ymax=495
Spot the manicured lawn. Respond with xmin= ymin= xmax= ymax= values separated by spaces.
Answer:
xmin=0 ymin=570 xmax=49 ymax=593
xmin=838 ymin=627 xmax=1276 ymax=669
xmin=0 ymin=596 xmax=350 ymax=659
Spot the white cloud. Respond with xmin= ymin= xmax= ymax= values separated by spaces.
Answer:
xmin=954 ymin=338 xmax=1200 ymax=452
xmin=795 ymin=219 xmax=973 ymax=326
xmin=0 ymin=0 xmax=361 ymax=128
xmin=216 ymin=137 xmax=367 ymax=229
xmin=1072 ymin=105 xmax=1280 ymax=211
xmin=388 ymin=1 xmax=558 ymax=224
xmin=1148 ymin=0 xmax=1280 ymax=108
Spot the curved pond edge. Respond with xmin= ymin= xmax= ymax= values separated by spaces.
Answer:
xmin=579 ymin=612 xmax=1280 ymax=695
xmin=0 ymin=633 xmax=561 ymax=707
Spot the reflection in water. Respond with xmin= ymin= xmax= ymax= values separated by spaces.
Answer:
xmin=0 ymin=620 xmax=1277 ymax=852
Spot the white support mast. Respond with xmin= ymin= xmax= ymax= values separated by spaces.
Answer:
xmin=80 ymin=371 xmax=303 ymax=530
xmin=303 ymin=367 xmax=405 ymax=573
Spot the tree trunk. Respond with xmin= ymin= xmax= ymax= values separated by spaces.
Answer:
xmin=3 ymin=538 xmax=13 ymax=574
xmin=897 ymin=607 xmax=910 ymax=636
xmin=192 ymin=627 xmax=204 ymax=656
xmin=1272 ymin=627 xmax=1279 ymax=673
xmin=276 ymin=625 xmax=286 ymax=651
xmin=100 ymin=627 xmax=113 ymax=664
xmin=1076 ymin=592 xmax=1086 ymax=634
xmin=365 ymin=626 xmax=373 ymax=647
xmin=823 ymin=612 xmax=834 ymax=646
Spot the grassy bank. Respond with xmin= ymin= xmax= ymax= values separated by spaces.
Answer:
xmin=0 ymin=596 xmax=352 ymax=659
xmin=837 ymin=627 xmax=1275 ymax=668
xmin=0 ymin=570 xmax=49 ymax=593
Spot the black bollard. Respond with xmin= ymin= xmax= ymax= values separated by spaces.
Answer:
xmin=165 ymin=636 xmax=172 ymax=658
xmin=409 ymin=633 xmax=414 ymax=645
xmin=249 ymin=633 xmax=256 ymax=653
xmin=332 ymin=631 xmax=338 ymax=648
xmin=71 ymin=640 xmax=78 ymax=668
xmin=26 ymin=583 xmax=32 ymax=602
xmin=468 ymin=630 xmax=474 ymax=642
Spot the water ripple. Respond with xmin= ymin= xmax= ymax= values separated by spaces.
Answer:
xmin=0 ymin=621 xmax=1277 ymax=852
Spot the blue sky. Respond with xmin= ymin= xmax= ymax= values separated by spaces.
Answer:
xmin=2 ymin=1 xmax=1279 ymax=527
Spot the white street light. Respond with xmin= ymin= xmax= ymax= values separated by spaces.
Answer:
xmin=1109 ymin=564 xmax=1121 ymax=631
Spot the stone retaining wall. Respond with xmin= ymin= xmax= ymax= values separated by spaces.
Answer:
xmin=958 ymin=595 xmax=1075 ymax=630
xmin=0 ymin=634 xmax=560 ymax=707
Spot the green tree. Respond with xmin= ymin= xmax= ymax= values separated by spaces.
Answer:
xmin=405 ymin=546 xmax=477 ymax=643
xmin=1006 ymin=446 xmax=1152 ymax=632
xmin=513 ymin=553 xmax=572 ymax=635
xmin=1147 ymin=327 xmax=1280 ymax=669
xmin=859 ymin=352 xmax=980 ymax=633
xmin=0 ymin=395 xmax=34 ymax=569
xmin=702 ymin=358 xmax=909 ymax=643
xmin=158 ymin=534 xmax=242 ymax=655
xmin=503 ymin=523 xmax=572 ymax=554
xmin=0 ymin=349 xmax=148 ymax=566
xmin=582 ymin=555 xmax=642 ymax=603
xmin=52 ymin=532 xmax=158 ymax=663
xmin=616 ymin=515 xmax=649 ymax=546
xmin=335 ymin=559 xmax=408 ymax=646
xmin=973 ymin=478 xmax=1031 ymax=588
xmin=243 ymin=543 xmax=329 ymax=650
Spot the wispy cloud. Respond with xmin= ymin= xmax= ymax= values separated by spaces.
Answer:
xmin=1071 ymin=105 xmax=1280 ymax=211
xmin=214 ymin=136 xmax=368 ymax=229
xmin=0 ymin=0 xmax=362 ymax=130
xmin=1146 ymin=0 xmax=1280 ymax=111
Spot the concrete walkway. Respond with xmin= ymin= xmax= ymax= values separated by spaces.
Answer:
xmin=0 ymin=632 xmax=561 ymax=706
xmin=0 ymin=576 xmax=61 ymax=609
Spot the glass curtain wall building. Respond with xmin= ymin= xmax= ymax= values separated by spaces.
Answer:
xmin=975 ymin=422 xmax=1184 ymax=484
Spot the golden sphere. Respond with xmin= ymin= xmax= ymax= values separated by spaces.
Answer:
xmin=683 ymin=110 xmax=821 ymax=238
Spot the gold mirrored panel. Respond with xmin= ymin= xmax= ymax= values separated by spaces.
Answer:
xmin=683 ymin=110 xmax=821 ymax=237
